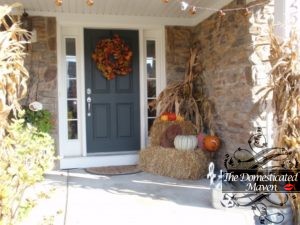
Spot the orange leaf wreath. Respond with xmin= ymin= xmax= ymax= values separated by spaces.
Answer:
xmin=92 ymin=35 xmax=133 ymax=80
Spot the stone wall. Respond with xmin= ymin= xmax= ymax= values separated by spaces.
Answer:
xmin=165 ymin=0 xmax=274 ymax=168
xmin=165 ymin=26 xmax=192 ymax=83
xmin=24 ymin=17 xmax=58 ymax=140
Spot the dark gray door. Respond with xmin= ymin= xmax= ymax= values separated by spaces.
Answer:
xmin=84 ymin=29 xmax=140 ymax=153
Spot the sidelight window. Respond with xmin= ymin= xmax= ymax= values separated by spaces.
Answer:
xmin=65 ymin=38 xmax=78 ymax=139
xmin=146 ymin=40 xmax=157 ymax=135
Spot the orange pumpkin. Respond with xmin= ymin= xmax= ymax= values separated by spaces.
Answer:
xmin=203 ymin=135 xmax=221 ymax=152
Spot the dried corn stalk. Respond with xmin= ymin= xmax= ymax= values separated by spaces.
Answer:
xmin=256 ymin=23 xmax=300 ymax=224
xmin=151 ymin=47 xmax=214 ymax=134
xmin=0 ymin=3 xmax=29 ymax=137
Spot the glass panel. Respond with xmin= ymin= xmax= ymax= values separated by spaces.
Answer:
xmin=148 ymin=118 xmax=155 ymax=133
xmin=66 ymin=38 xmax=76 ymax=56
xmin=67 ymin=61 xmax=76 ymax=78
xmin=68 ymin=121 xmax=78 ymax=139
xmin=147 ymin=59 xmax=156 ymax=78
xmin=148 ymin=99 xmax=156 ymax=117
xmin=147 ymin=80 xmax=156 ymax=98
xmin=67 ymin=100 xmax=77 ymax=119
xmin=67 ymin=80 xmax=77 ymax=98
xmin=146 ymin=40 xmax=155 ymax=58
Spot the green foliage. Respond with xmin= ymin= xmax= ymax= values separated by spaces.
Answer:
xmin=0 ymin=119 xmax=55 ymax=225
xmin=23 ymin=107 xmax=53 ymax=133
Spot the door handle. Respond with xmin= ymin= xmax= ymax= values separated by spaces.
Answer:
xmin=87 ymin=96 xmax=92 ymax=117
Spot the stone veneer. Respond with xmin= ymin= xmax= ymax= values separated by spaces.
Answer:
xmin=166 ymin=0 xmax=274 ymax=168
xmin=24 ymin=17 xmax=58 ymax=141
xmin=165 ymin=26 xmax=192 ymax=83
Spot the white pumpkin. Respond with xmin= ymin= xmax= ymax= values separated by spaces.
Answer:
xmin=174 ymin=135 xmax=198 ymax=151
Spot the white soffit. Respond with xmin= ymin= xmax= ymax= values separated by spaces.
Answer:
xmin=3 ymin=0 xmax=233 ymax=26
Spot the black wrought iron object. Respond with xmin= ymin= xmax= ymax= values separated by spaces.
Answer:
xmin=208 ymin=127 xmax=299 ymax=225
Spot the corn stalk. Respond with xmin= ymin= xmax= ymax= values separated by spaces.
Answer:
xmin=150 ymin=47 xmax=214 ymax=134
xmin=0 ymin=3 xmax=29 ymax=138
xmin=256 ymin=23 xmax=300 ymax=224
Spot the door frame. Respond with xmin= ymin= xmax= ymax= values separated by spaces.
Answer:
xmin=57 ymin=19 xmax=166 ymax=169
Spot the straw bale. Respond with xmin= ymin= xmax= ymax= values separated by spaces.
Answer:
xmin=139 ymin=147 xmax=211 ymax=180
xmin=150 ymin=119 xmax=196 ymax=146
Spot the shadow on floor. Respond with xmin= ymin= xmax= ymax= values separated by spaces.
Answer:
xmin=45 ymin=169 xmax=213 ymax=208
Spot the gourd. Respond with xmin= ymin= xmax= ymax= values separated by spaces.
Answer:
xmin=160 ymin=115 xmax=168 ymax=121
xmin=176 ymin=115 xmax=184 ymax=122
xmin=174 ymin=135 xmax=198 ymax=151
xmin=203 ymin=135 xmax=221 ymax=152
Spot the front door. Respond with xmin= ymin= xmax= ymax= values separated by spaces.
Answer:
xmin=84 ymin=29 xmax=140 ymax=154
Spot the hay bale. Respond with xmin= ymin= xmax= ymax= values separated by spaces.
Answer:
xmin=139 ymin=147 xmax=211 ymax=180
xmin=150 ymin=119 xmax=196 ymax=146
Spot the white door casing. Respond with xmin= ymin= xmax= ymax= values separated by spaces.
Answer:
xmin=57 ymin=20 xmax=166 ymax=169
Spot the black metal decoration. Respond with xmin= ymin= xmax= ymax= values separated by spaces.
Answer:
xmin=208 ymin=127 xmax=298 ymax=224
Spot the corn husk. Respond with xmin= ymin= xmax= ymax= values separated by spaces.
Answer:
xmin=150 ymin=47 xmax=215 ymax=134
xmin=255 ymin=22 xmax=300 ymax=224
xmin=0 ymin=4 xmax=30 ymax=137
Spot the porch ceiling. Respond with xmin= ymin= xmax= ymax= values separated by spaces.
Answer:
xmin=5 ymin=0 xmax=232 ymax=26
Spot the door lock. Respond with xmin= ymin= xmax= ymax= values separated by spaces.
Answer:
xmin=87 ymin=96 xmax=92 ymax=117
xmin=87 ymin=88 xmax=91 ymax=95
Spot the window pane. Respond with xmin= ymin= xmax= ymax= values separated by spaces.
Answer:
xmin=147 ymin=80 xmax=156 ymax=98
xmin=67 ymin=61 xmax=76 ymax=78
xmin=148 ymin=118 xmax=155 ymax=133
xmin=146 ymin=40 xmax=155 ymax=58
xmin=67 ymin=100 xmax=77 ymax=119
xmin=67 ymin=80 xmax=77 ymax=98
xmin=68 ymin=121 xmax=78 ymax=139
xmin=148 ymin=99 xmax=156 ymax=117
xmin=66 ymin=38 xmax=76 ymax=56
xmin=147 ymin=60 xmax=156 ymax=78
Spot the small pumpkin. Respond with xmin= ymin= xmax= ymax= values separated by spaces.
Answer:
xmin=174 ymin=135 xmax=198 ymax=151
xmin=203 ymin=135 xmax=221 ymax=152
xmin=168 ymin=113 xmax=176 ymax=121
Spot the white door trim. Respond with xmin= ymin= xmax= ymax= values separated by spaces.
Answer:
xmin=57 ymin=20 xmax=166 ymax=169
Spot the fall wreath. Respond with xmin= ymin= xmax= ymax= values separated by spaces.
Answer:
xmin=92 ymin=35 xmax=133 ymax=80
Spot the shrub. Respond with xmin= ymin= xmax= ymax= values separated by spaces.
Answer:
xmin=23 ymin=107 xmax=53 ymax=133
xmin=0 ymin=119 xmax=55 ymax=225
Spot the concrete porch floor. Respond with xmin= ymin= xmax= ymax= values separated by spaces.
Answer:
xmin=21 ymin=170 xmax=257 ymax=225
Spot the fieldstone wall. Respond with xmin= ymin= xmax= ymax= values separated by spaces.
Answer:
xmin=24 ymin=17 xmax=58 ymax=140
xmin=165 ymin=26 xmax=192 ymax=83
xmin=165 ymin=0 xmax=274 ymax=168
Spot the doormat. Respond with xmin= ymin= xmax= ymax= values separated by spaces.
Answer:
xmin=85 ymin=165 xmax=141 ymax=176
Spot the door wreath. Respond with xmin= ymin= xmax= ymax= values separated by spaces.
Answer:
xmin=92 ymin=34 xmax=133 ymax=80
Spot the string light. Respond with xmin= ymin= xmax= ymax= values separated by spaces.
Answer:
xmin=55 ymin=0 xmax=62 ymax=6
xmin=189 ymin=6 xmax=196 ymax=15
xmin=86 ymin=0 xmax=94 ymax=6
xmin=181 ymin=1 xmax=189 ymax=11
xmin=218 ymin=10 xmax=226 ymax=17
xmin=163 ymin=0 xmax=270 ymax=16
xmin=55 ymin=0 xmax=94 ymax=6
xmin=244 ymin=8 xmax=251 ymax=16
